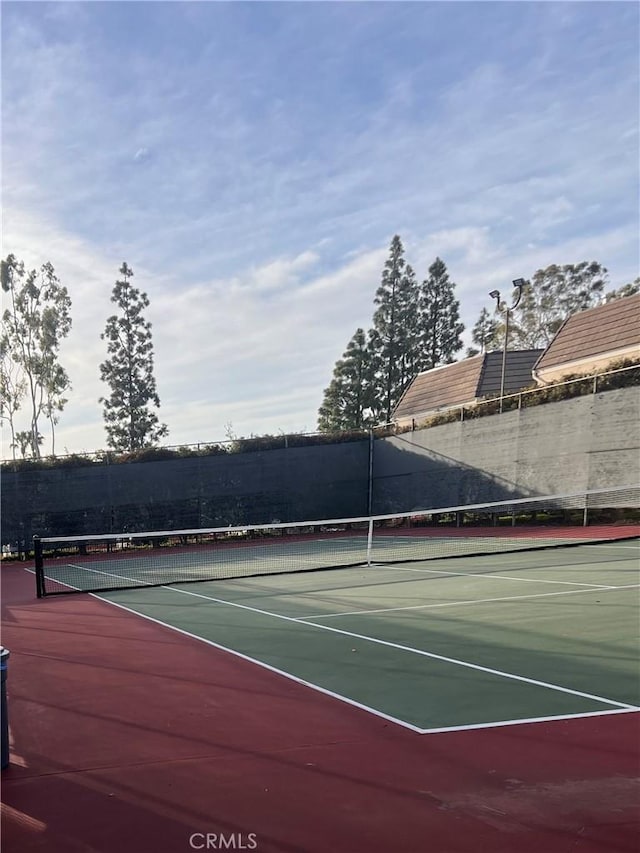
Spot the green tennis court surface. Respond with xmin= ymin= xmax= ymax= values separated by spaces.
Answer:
xmin=96 ymin=540 xmax=640 ymax=733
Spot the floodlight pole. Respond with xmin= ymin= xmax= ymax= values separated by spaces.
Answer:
xmin=489 ymin=279 xmax=525 ymax=412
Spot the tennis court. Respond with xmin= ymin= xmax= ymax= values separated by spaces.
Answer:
xmin=5 ymin=492 xmax=640 ymax=853
xmin=89 ymin=539 xmax=639 ymax=733
xmin=30 ymin=489 xmax=640 ymax=734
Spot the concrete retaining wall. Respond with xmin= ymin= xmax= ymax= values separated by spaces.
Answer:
xmin=371 ymin=386 xmax=640 ymax=513
xmin=2 ymin=386 xmax=638 ymax=546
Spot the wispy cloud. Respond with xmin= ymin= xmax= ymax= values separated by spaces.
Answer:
xmin=2 ymin=1 xmax=638 ymax=455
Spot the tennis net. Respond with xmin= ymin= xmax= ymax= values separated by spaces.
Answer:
xmin=34 ymin=485 xmax=639 ymax=596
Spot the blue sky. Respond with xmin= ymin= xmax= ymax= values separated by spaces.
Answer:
xmin=2 ymin=1 xmax=639 ymax=455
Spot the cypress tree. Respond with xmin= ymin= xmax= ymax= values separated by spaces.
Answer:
xmin=418 ymin=257 xmax=464 ymax=371
xmin=99 ymin=262 xmax=168 ymax=451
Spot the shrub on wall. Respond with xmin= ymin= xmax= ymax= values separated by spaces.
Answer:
xmin=404 ymin=357 xmax=639 ymax=432
xmin=2 ymin=358 xmax=637 ymax=472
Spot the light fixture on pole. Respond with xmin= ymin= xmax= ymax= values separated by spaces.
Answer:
xmin=489 ymin=279 xmax=526 ymax=412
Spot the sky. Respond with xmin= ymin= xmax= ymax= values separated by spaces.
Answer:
xmin=2 ymin=1 xmax=639 ymax=457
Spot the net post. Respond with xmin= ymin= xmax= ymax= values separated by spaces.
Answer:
xmin=366 ymin=518 xmax=374 ymax=566
xmin=33 ymin=536 xmax=45 ymax=598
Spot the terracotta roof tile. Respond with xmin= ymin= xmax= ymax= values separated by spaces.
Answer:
xmin=393 ymin=350 xmax=542 ymax=420
xmin=535 ymin=294 xmax=640 ymax=371
xmin=393 ymin=356 xmax=484 ymax=419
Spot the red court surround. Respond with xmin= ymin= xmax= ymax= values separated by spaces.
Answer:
xmin=2 ymin=563 xmax=638 ymax=853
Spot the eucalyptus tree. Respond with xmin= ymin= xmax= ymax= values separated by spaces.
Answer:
xmin=1 ymin=254 xmax=72 ymax=457
xmin=604 ymin=277 xmax=639 ymax=303
xmin=469 ymin=261 xmax=611 ymax=355
xmin=0 ymin=336 xmax=26 ymax=459
xmin=512 ymin=262 xmax=608 ymax=348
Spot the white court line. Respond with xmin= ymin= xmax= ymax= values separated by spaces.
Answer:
xmin=39 ymin=563 xmax=639 ymax=710
xmin=24 ymin=565 xmax=83 ymax=592
xmin=152 ymin=584 xmax=636 ymax=710
xmin=86 ymin=591 xmax=640 ymax=736
xmin=417 ymin=706 xmax=639 ymax=735
xmin=370 ymin=563 xmax=614 ymax=588
xmin=91 ymin=592 xmax=640 ymax=737
xmin=91 ymin=592 xmax=425 ymax=734
xmin=298 ymin=583 xmax=640 ymax=620
xmin=29 ymin=562 xmax=151 ymax=593
xmin=66 ymin=562 xmax=156 ymax=584
xmin=27 ymin=566 xmax=640 ymax=735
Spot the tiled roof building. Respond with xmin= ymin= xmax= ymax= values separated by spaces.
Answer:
xmin=391 ymin=294 xmax=639 ymax=427
xmin=534 ymin=293 xmax=640 ymax=384
xmin=392 ymin=350 xmax=542 ymax=426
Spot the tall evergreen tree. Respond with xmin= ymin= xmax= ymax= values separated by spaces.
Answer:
xmin=397 ymin=263 xmax=423 ymax=388
xmin=466 ymin=307 xmax=501 ymax=357
xmin=317 ymin=328 xmax=374 ymax=431
xmin=318 ymin=241 xmax=469 ymax=429
xmin=99 ymin=262 xmax=168 ymax=451
xmin=1 ymin=254 xmax=72 ymax=458
xmin=369 ymin=235 xmax=420 ymax=423
xmin=418 ymin=257 xmax=464 ymax=371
